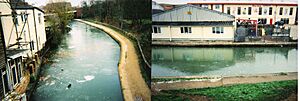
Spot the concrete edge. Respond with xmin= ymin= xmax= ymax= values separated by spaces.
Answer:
xmin=151 ymin=72 xmax=298 ymax=90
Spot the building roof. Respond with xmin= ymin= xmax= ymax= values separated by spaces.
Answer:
xmin=187 ymin=0 xmax=297 ymax=4
xmin=14 ymin=5 xmax=45 ymax=13
xmin=152 ymin=1 xmax=164 ymax=11
xmin=152 ymin=4 xmax=235 ymax=22
xmin=6 ymin=49 xmax=28 ymax=59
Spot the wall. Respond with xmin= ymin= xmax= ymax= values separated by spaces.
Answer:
xmin=152 ymin=25 xmax=234 ymax=41
xmin=195 ymin=4 xmax=297 ymax=25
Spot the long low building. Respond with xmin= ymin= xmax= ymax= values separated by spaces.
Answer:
xmin=188 ymin=0 xmax=298 ymax=25
xmin=152 ymin=4 xmax=235 ymax=41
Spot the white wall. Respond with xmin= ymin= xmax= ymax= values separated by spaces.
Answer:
xmin=13 ymin=9 xmax=46 ymax=57
xmin=33 ymin=9 xmax=46 ymax=51
xmin=197 ymin=4 xmax=297 ymax=25
xmin=152 ymin=25 xmax=234 ymax=41
xmin=0 ymin=6 xmax=46 ymax=58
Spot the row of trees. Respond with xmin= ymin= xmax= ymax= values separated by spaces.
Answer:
xmin=81 ymin=0 xmax=152 ymax=61
xmin=44 ymin=2 xmax=74 ymax=48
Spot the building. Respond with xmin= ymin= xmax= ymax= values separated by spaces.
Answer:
xmin=188 ymin=0 xmax=297 ymax=25
xmin=14 ymin=5 xmax=47 ymax=57
xmin=0 ymin=0 xmax=47 ymax=100
xmin=152 ymin=4 xmax=235 ymax=41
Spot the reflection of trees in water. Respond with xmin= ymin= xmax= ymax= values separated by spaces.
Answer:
xmin=153 ymin=47 xmax=296 ymax=74
xmin=233 ymin=47 xmax=294 ymax=61
xmin=154 ymin=60 xmax=235 ymax=74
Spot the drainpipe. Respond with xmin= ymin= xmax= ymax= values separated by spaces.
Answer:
xmin=33 ymin=9 xmax=39 ymax=52
xmin=169 ymin=25 xmax=172 ymax=41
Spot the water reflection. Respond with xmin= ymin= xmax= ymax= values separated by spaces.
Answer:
xmin=152 ymin=47 xmax=297 ymax=77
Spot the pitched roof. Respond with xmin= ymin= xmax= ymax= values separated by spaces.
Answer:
xmin=14 ymin=5 xmax=45 ymax=13
xmin=152 ymin=4 xmax=235 ymax=22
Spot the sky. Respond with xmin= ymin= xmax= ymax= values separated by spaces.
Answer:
xmin=26 ymin=0 xmax=86 ymax=7
xmin=27 ymin=0 xmax=298 ymax=7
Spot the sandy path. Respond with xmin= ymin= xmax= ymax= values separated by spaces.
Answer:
xmin=75 ymin=19 xmax=150 ymax=101
xmin=152 ymin=72 xmax=297 ymax=91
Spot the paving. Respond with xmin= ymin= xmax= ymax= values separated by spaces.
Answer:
xmin=152 ymin=72 xmax=298 ymax=91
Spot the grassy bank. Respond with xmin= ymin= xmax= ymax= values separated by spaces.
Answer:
xmin=153 ymin=80 xmax=297 ymax=101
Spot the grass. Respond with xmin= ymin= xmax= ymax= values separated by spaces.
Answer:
xmin=153 ymin=80 xmax=297 ymax=101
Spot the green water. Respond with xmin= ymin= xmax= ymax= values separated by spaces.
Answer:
xmin=31 ymin=21 xmax=123 ymax=100
xmin=152 ymin=46 xmax=297 ymax=77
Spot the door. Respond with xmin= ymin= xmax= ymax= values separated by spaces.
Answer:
xmin=270 ymin=18 xmax=273 ymax=25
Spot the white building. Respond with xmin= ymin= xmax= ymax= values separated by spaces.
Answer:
xmin=14 ymin=5 xmax=47 ymax=55
xmin=0 ymin=0 xmax=47 ymax=99
xmin=188 ymin=0 xmax=298 ymax=25
xmin=152 ymin=4 xmax=235 ymax=41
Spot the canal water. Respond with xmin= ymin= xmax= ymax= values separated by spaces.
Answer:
xmin=152 ymin=46 xmax=297 ymax=77
xmin=31 ymin=21 xmax=123 ymax=100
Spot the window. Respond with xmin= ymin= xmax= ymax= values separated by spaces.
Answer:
xmin=12 ymin=65 xmax=17 ymax=85
xmin=2 ymin=70 xmax=9 ymax=94
xmin=269 ymin=7 xmax=272 ymax=15
xmin=289 ymin=8 xmax=293 ymax=15
xmin=279 ymin=7 xmax=283 ymax=15
xmin=215 ymin=5 xmax=220 ymax=9
xmin=259 ymin=7 xmax=262 ymax=15
xmin=38 ymin=13 xmax=41 ymax=24
xmin=30 ymin=40 xmax=34 ymax=51
xmin=202 ymin=5 xmax=209 ymax=9
xmin=237 ymin=7 xmax=241 ymax=15
xmin=227 ymin=7 xmax=231 ymax=14
xmin=212 ymin=27 xmax=224 ymax=34
xmin=16 ymin=57 xmax=22 ymax=80
xmin=180 ymin=27 xmax=192 ymax=33
xmin=152 ymin=26 xmax=161 ymax=33
xmin=21 ymin=13 xmax=24 ymax=22
xmin=13 ymin=16 xmax=19 ymax=26
xmin=248 ymin=7 xmax=252 ymax=15
xmin=284 ymin=8 xmax=288 ymax=15
xmin=281 ymin=18 xmax=289 ymax=24
xmin=258 ymin=18 xmax=267 ymax=24
xmin=263 ymin=8 xmax=268 ymax=15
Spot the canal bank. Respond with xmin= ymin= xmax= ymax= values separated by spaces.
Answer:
xmin=152 ymin=41 xmax=298 ymax=47
xmin=152 ymin=72 xmax=297 ymax=91
xmin=75 ymin=19 xmax=151 ymax=101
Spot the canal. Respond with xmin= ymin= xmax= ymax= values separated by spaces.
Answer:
xmin=30 ymin=21 xmax=123 ymax=100
xmin=152 ymin=46 xmax=297 ymax=77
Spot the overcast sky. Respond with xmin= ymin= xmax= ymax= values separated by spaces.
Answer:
xmin=26 ymin=0 xmax=86 ymax=7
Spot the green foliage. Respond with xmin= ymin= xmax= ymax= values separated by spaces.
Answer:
xmin=44 ymin=2 xmax=74 ymax=48
xmin=157 ymin=80 xmax=297 ymax=101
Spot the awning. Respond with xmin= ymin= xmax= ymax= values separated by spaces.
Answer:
xmin=6 ymin=49 xmax=29 ymax=59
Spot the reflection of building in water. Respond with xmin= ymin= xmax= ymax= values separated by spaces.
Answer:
xmin=233 ymin=48 xmax=256 ymax=62
xmin=152 ymin=47 xmax=236 ymax=73
xmin=152 ymin=47 xmax=295 ymax=73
